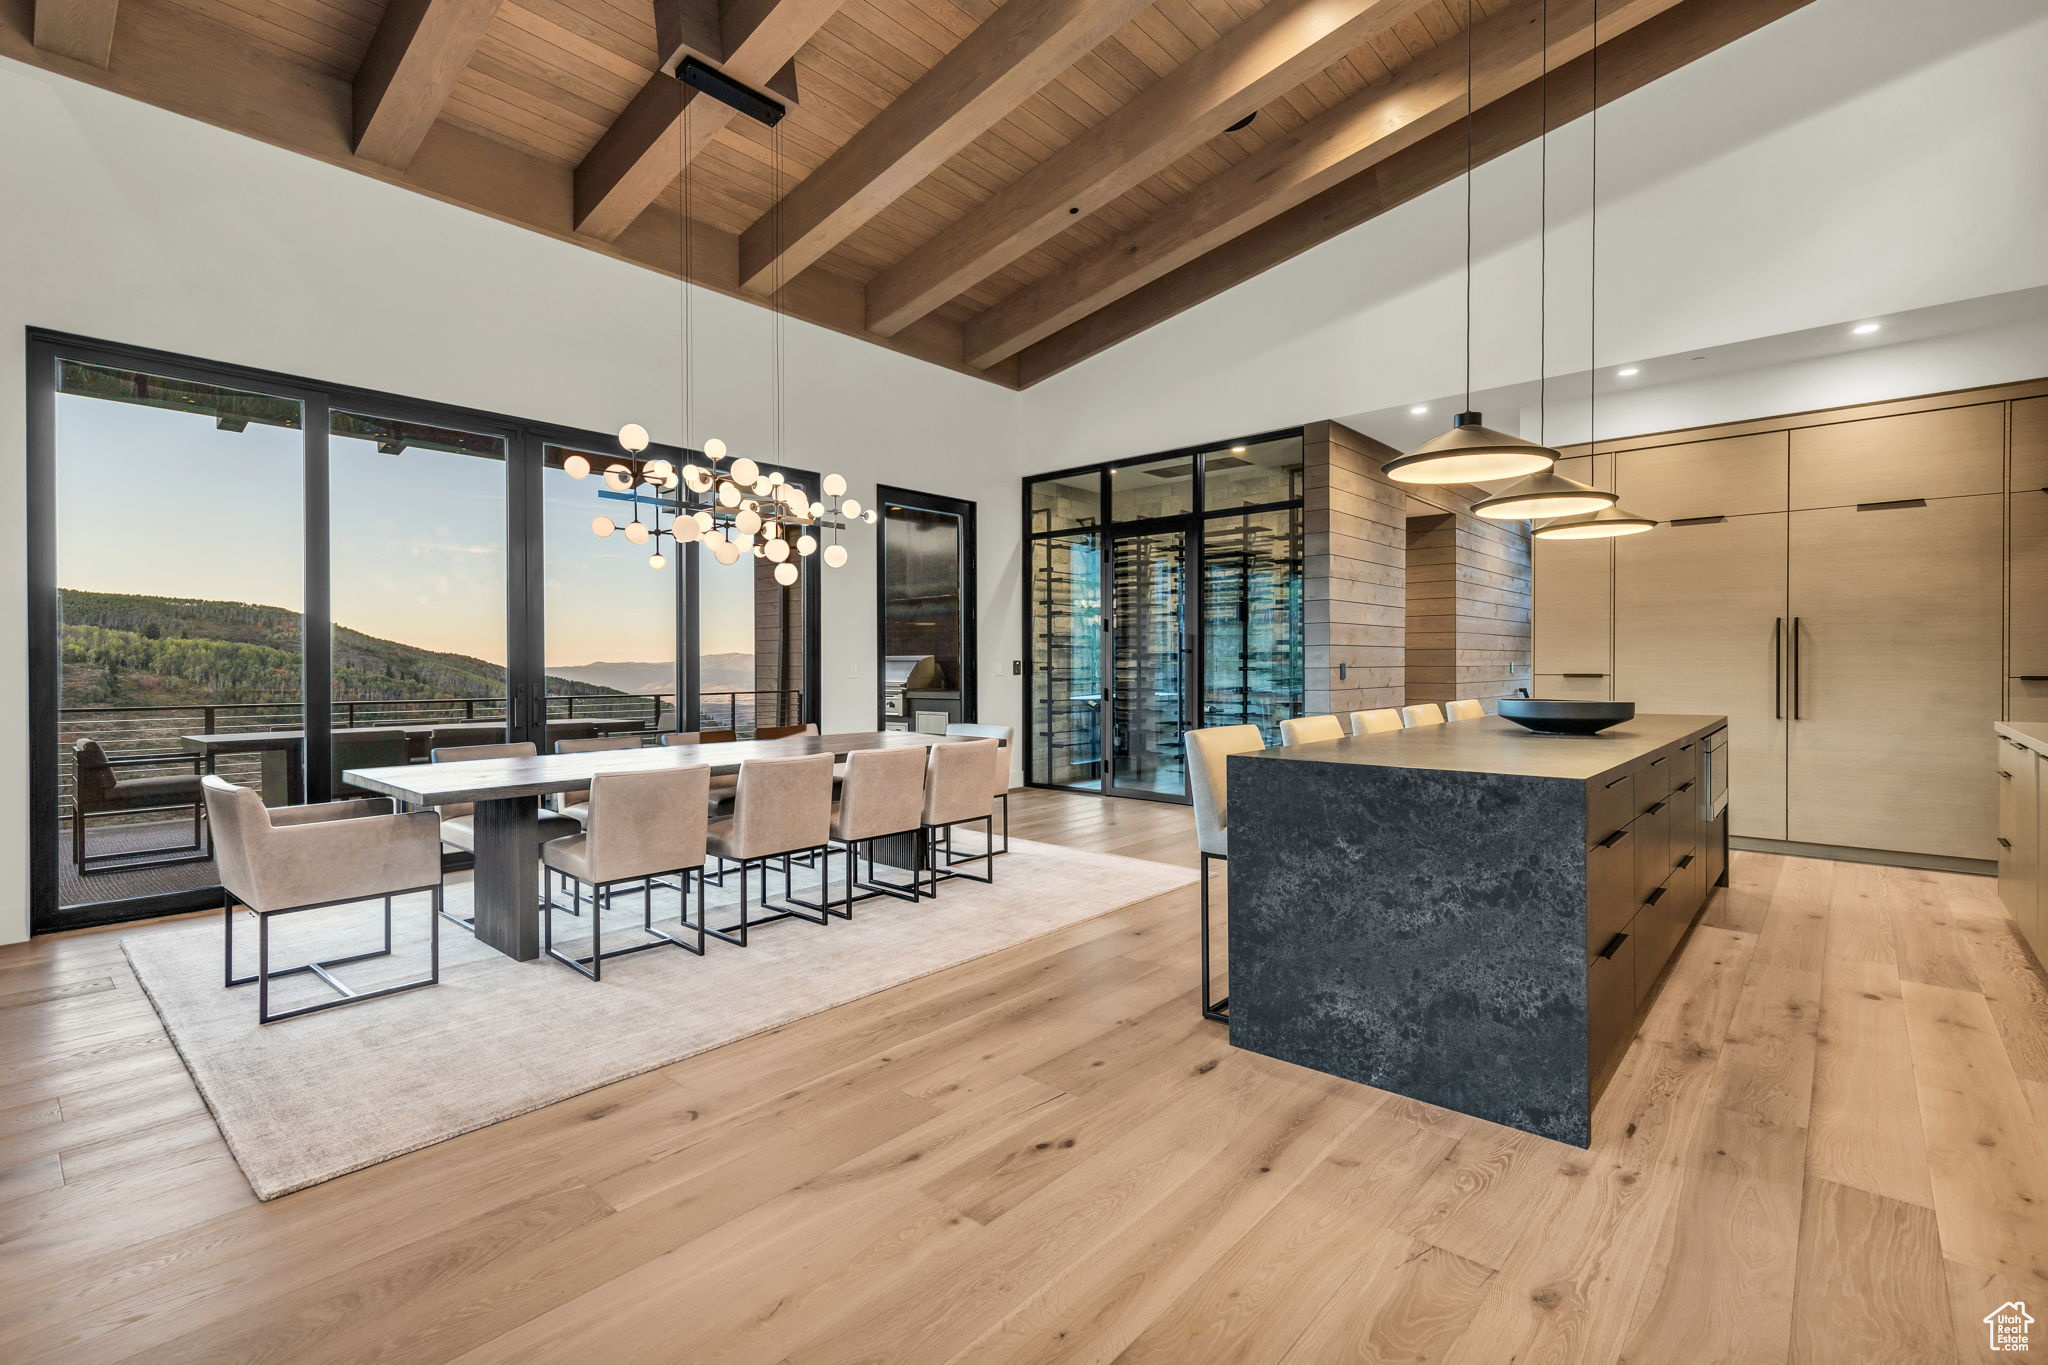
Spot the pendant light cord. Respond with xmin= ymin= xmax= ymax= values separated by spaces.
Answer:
xmin=682 ymin=81 xmax=693 ymax=458
xmin=1463 ymin=0 xmax=1474 ymax=411
xmin=1537 ymin=0 xmax=1548 ymax=443
xmin=1589 ymin=0 xmax=1599 ymax=456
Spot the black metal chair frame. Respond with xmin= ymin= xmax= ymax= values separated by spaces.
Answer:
xmin=436 ymin=815 xmax=584 ymax=934
xmin=541 ymin=863 xmax=707 ymax=981
xmin=1200 ymin=850 xmax=1228 ymax=1023
xmin=73 ymin=752 xmax=211 ymax=875
xmin=705 ymin=847 xmax=835 ymax=946
xmin=923 ymin=813 xmax=996 ymax=894
xmin=783 ymin=832 xmax=927 ymax=921
xmin=222 ymin=882 xmax=442 ymax=1025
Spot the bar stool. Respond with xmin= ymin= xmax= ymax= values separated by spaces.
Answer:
xmin=540 ymin=766 xmax=711 ymax=979
xmin=704 ymin=752 xmax=836 ymax=945
xmin=945 ymin=723 xmax=1015 ymax=853
xmin=1350 ymin=708 xmax=1403 ymax=735
xmin=1446 ymin=699 xmax=1486 ymax=721
xmin=921 ymin=739 xmax=1000 ymax=894
xmin=429 ymin=741 xmax=580 ymax=931
xmin=1400 ymin=704 xmax=1446 ymax=728
xmin=1185 ymin=725 xmax=1264 ymax=1023
xmin=203 ymin=776 xmax=443 ymax=1024
xmin=1279 ymin=715 xmax=1345 ymax=746
xmin=550 ymin=734 xmax=644 ymax=823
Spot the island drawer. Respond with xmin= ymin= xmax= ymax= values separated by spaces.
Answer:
xmin=1638 ymin=750 xmax=1678 ymax=806
xmin=1631 ymin=799 xmax=1674 ymax=904
xmin=1588 ymin=830 xmax=1635 ymax=957
xmin=1589 ymin=768 xmax=1636 ymax=843
xmin=1589 ymin=924 xmax=1638 ymax=1076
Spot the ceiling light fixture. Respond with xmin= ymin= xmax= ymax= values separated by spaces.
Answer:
xmin=1410 ymin=405 xmax=1429 ymax=416
xmin=1532 ymin=505 xmax=1657 ymax=539
xmin=1382 ymin=0 xmax=1557 ymax=488
xmin=1617 ymin=366 xmax=1639 ymax=377
xmin=1852 ymin=321 xmax=1882 ymax=335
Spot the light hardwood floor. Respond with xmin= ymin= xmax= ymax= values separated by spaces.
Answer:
xmin=1 ymin=790 xmax=2045 ymax=1363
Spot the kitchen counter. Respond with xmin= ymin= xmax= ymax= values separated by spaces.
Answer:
xmin=1225 ymin=714 xmax=1727 ymax=1146
xmin=1997 ymin=721 xmax=2048 ymax=758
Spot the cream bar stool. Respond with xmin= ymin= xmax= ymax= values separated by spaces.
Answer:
xmin=946 ymin=723 xmax=1015 ymax=853
xmin=921 ymin=739 xmax=1000 ymax=894
xmin=429 ymin=741 xmax=581 ymax=931
xmin=1400 ymin=704 xmax=1446 ymax=728
xmin=1446 ymin=699 xmax=1486 ymax=721
xmin=1279 ymin=715 xmax=1345 ymax=747
xmin=203 ymin=776 xmax=442 ymax=1024
xmin=1185 ymin=725 xmax=1264 ymax=1023
xmin=550 ymin=734 xmax=644 ymax=823
xmin=1350 ymin=708 xmax=1403 ymax=736
xmin=540 ymin=766 xmax=711 ymax=979
xmin=798 ymin=745 xmax=930 ymax=918
xmin=704 ymin=752 xmax=836 ymax=945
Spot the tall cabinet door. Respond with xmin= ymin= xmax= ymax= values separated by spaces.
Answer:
xmin=1531 ymin=454 xmax=1614 ymax=700
xmin=1787 ymin=496 xmax=2004 ymax=859
xmin=1614 ymin=514 xmax=1789 ymax=840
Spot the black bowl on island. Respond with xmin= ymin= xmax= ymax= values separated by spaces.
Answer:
xmin=1496 ymin=699 xmax=1636 ymax=735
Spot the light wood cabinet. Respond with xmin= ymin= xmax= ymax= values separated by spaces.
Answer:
xmin=1789 ymin=403 xmax=2004 ymax=508
xmin=1616 ymin=432 xmax=1787 ymax=521
xmin=1531 ymin=538 xmax=1611 ymax=680
xmin=1615 ymin=514 xmax=1788 ymax=840
xmin=2015 ymin=396 xmax=2048 ymax=491
xmin=1786 ymin=496 xmax=2004 ymax=859
xmin=2012 ymin=490 xmax=2048 ymax=678
xmin=1997 ymin=737 xmax=2039 ymax=933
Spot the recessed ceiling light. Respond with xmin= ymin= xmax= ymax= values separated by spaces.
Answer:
xmin=1230 ymin=445 xmax=1247 ymax=453
xmin=1617 ymin=367 xmax=1640 ymax=377
xmin=1410 ymin=405 xmax=1429 ymax=416
xmin=1852 ymin=321 xmax=1882 ymax=335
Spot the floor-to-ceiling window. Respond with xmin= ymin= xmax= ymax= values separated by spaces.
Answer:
xmin=28 ymin=333 xmax=817 ymax=932
xmin=1024 ymin=431 xmax=1304 ymax=803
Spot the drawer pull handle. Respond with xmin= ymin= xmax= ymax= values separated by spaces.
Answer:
xmin=1676 ymin=780 xmax=1695 ymax=793
xmin=1604 ymin=774 xmax=1630 ymax=790
xmin=2000 ymin=770 xmax=2013 ymax=779
xmin=1598 ymin=828 xmax=1631 ymax=849
xmin=1998 ymin=836 xmax=2013 ymax=849
xmin=1645 ymin=886 xmax=1668 ymax=907
xmin=1599 ymin=932 xmax=1629 ymax=960
xmin=1645 ymin=800 xmax=1668 ymax=816
xmin=1650 ymin=756 xmax=1668 ymax=766
xmin=1676 ymin=853 xmax=1695 ymax=869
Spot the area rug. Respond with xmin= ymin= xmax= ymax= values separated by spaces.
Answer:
xmin=122 ymin=838 xmax=1196 ymax=1200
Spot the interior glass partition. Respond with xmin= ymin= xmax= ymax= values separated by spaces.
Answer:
xmin=1024 ymin=430 xmax=1305 ymax=804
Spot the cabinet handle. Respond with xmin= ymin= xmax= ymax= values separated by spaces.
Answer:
xmin=1676 ymin=853 xmax=1695 ymax=869
xmin=1645 ymin=886 xmax=1668 ymax=907
xmin=1650 ymin=755 xmax=1668 ymax=768
xmin=1645 ymin=800 xmax=1668 ymax=816
xmin=1791 ymin=617 xmax=1803 ymax=720
xmin=1562 ymin=673 xmax=1609 ymax=678
xmin=1599 ymin=932 xmax=1629 ymax=960
xmin=1997 ymin=837 xmax=2013 ymax=849
xmin=1598 ymin=828 xmax=1631 ymax=849
xmin=1676 ymin=780 xmax=1695 ymax=793
xmin=1773 ymin=617 xmax=1784 ymax=720
xmin=1604 ymin=774 xmax=1630 ymax=790
xmin=2001 ymin=770 xmax=2014 ymax=780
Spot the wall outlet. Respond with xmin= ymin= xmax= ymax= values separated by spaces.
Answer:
xmin=1012 ymin=660 xmax=1022 ymax=675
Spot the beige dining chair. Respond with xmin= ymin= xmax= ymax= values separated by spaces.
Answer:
xmin=946 ymin=723 xmax=1015 ymax=853
xmin=203 ymin=776 xmax=442 ymax=1024
xmin=550 ymin=734 xmax=644 ymax=822
xmin=808 ymin=745 xmax=930 ymax=918
xmin=1184 ymin=725 xmax=1264 ymax=1023
xmin=539 ymin=765 xmax=711 ymax=979
xmin=1279 ymin=715 xmax=1345 ymax=747
xmin=428 ymin=740 xmax=580 ymax=932
xmin=1349 ymin=708 xmax=1403 ymax=736
xmin=1400 ymin=703 xmax=1447 ymax=728
xmin=704 ymin=752 xmax=836 ymax=946
xmin=663 ymin=729 xmax=738 ymax=746
xmin=1446 ymin=699 xmax=1486 ymax=721
xmin=921 ymin=738 xmax=1001 ymax=894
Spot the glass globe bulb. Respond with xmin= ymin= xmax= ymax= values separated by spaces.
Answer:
xmin=618 ymin=423 xmax=650 ymax=453
xmin=768 ymin=471 xmax=785 ymax=486
xmin=809 ymin=501 xmax=826 ymax=519
xmin=863 ymin=508 xmax=879 ymax=525
xmin=718 ymin=482 xmax=742 ymax=508
xmin=648 ymin=552 xmax=667 ymax=570
xmin=603 ymin=469 xmax=633 ymax=493
xmin=823 ymin=544 xmax=849 ymax=569
xmin=624 ymin=521 xmax=650 ymax=545
xmin=701 ymin=528 xmax=726 ymax=550
xmin=774 ymin=562 xmax=799 ymax=587
xmin=704 ymin=437 xmax=727 ymax=461
xmin=711 ymin=537 xmax=741 ymax=566
xmin=735 ymin=507 xmax=762 ymax=535
xmin=796 ymin=533 xmax=817 ymax=556
xmin=563 ymin=454 xmax=591 ymax=479
xmin=731 ymin=531 xmax=754 ymax=551
xmin=729 ymin=457 xmax=759 ymax=485
xmin=753 ymin=478 xmax=774 ymax=497
xmin=765 ymin=537 xmax=790 ymax=562
xmin=591 ymin=515 xmax=616 ymax=538
xmin=692 ymin=510 xmax=715 ymax=532
xmin=751 ymin=545 xmax=766 ymax=559
xmin=644 ymin=459 xmax=673 ymax=481
xmin=823 ymin=473 xmax=847 ymax=497
xmin=841 ymin=497 xmax=863 ymax=519
xmin=672 ymin=518 xmax=701 ymax=543
xmin=683 ymin=465 xmax=711 ymax=492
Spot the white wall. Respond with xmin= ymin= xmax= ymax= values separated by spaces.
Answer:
xmin=1017 ymin=0 xmax=2048 ymax=468
xmin=0 ymin=58 xmax=1021 ymax=945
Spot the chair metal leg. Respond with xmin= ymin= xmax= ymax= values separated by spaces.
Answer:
xmin=235 ymin=885 xmax=441 ymax=1024
xmin=1200 ymin=851 xmax=1228 ymax=1023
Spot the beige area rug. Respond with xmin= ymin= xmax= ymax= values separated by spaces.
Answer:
xmin=122 ymin=838 xmax=1196 ymax=1200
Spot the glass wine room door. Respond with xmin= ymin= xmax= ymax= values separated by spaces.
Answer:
xmin=1105 ymin=531 xmax=1191 ymax=799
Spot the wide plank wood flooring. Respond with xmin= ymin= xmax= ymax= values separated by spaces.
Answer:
xmin=1 ymin=789 xmax=2044 ymax=1363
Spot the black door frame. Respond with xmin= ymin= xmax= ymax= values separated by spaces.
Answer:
xmin=26 ymin=329 xmax=821 ymax=934
xmin=873 ymin=485 xmax=977 ymax=731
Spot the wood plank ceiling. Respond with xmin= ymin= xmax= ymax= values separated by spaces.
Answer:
xmin=10 ymin=0 xmax=1816 ymax=387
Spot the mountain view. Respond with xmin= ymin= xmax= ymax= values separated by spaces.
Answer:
xmin=547 ymin=654 xmax=756 ymax=696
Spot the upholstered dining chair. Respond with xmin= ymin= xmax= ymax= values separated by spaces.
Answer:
xmin=539 ymin=765 xmax=711 ymax=979
xmin=1184 ymin=725 xmax=1264 ymax=1023
xmin=428 ymin=741 xmax=580 ymax=931
xmin=920 ymin=738 xmax=1001 ymax=894
xmin=425 ymin=723 xmax=505 ymax=752
xmin=69 ymin=737 xmax=209 ymax=874
xmin=1279 ymin=714 xmax=1345 ymax=747
xmin=549 ymin=734 xmax=644 ymax=822
xmin=945 ymin=723 xmax=1015 ymax=853
xmin=703 ymin=752 xmax=836 ymax=946
xmin=756 ymin=723 xmax=818 ymax=740
xmin=1349 ymin=708 xmax=1404 ymax=736
xmin=203 ymin=776 xmax=442 ymax=1024
xmin=1400 ymin=703 xmax=1447 ymax=728
xmin=806 ymin=744 xmax=929 ymax=918
xmin=1446 ymin=699 xmax=1487 ymax=721
xmin=663 ymin=729 xmax=738 ymax=746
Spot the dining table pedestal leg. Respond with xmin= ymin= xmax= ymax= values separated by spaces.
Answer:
xmin=472 ymin=795 xmax=541 ymax=961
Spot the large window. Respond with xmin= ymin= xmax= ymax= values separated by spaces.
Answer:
xmin=28 ymin=334 xmax=818 ymax=932
xmin=1024 ymin=431 xmax=1303 ymax=803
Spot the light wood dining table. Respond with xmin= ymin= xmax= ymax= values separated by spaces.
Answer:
xmin=343 ymin=730 xmax=975 ymax=961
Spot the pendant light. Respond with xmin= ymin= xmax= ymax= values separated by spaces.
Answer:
xmin=1384 ymin=0 xmax=1559 ymax=487
xmin=1525 ymin=0 xmax=1656 ymax=539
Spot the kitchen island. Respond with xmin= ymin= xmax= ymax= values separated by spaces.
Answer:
xmin=1225 ymin=713 xmax=1728 ymax=1146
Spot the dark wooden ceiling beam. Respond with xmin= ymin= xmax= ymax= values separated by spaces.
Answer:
xmin=862 ymin=0 xmax=1440 ymax=339
xmin=966 ymin=0 xmax=1688 ymax=369
xmin=352 ymin=0 xmax=503 ymax=170
xmin=1012 ymin=0 xmax=1822 ymax=387
xmin=574 ymin=0 xmax=845 ymax=243
xmin=734 ymin=0 xmax=1154 ymax=296
xmin=32 ymin=0 xmax=120 ymax=67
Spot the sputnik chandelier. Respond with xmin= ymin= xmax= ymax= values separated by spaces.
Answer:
xmin=565 ymin=426 xmax=874 ymax=586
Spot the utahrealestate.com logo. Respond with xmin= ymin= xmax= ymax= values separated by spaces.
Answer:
xmin=1986 ymin=1301 xmax=2034 ymax=1352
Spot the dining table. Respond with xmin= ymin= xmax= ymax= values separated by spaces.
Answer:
xmin=343 ymin=730 xmax=977 ymax=961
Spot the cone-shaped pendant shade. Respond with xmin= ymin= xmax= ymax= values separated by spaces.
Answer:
xmin=1532 ymin=504 xmax=1657 ymax=539
xmin=1473 ymin=469 xmax=1618 ymax=520
xmin=1382 ymin=411 xmax=1559 ymax=486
